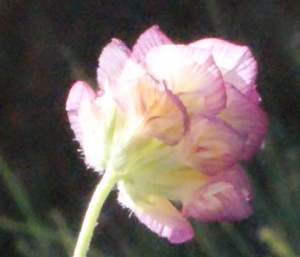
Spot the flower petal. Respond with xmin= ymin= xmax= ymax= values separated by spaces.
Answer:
xmin=97 ymin=39 xmax=131 ymax=91
xmin=118 ymin=183 xmax=194 ymax=243
xmin=181 ymin=114 xmax=247 ymax=175
xmin=190 ymin=38 xmax=257 ymax=97
xmin=218 ymin=84 xmax=268 ymax=160
xmin=144 ymin=85 xmax=189 ymax=145
xmin=132 ymin=25 xmax=173 ymax=64
xmin=66 ymin=81 xmax=97 ymax=146
xmin=66 ymin=81 xmax=111 ymax=170
xmin=244 ymin=86 xmax=261 ymax=105
xmin=119 ymin=59 xmax=147 ymax=82
xmin=113 ymin=74 xmax=189 ymax=145
xmin=182 ymin=166 xmax=252 ymax=221
xmin=145 ymin=45 xmax=226 ymax=115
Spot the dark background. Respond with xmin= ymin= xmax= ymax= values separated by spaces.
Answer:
xmin=1 ymin=0 xmax=300 ymax=256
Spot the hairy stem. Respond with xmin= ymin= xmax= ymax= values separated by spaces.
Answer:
xmin=73 ymin=169 xmax=118 ymax=257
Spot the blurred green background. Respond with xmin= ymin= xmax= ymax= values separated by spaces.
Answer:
xmin=1 ymin=0 xmax=300 ymax=256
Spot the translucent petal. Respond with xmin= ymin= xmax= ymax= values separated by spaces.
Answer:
xmin=97 ymin=39 xmax=131 ymax=90
xmin=118 ymin=183 xmax=194 ymax=243
xmin=180 ymin=114 xmax=247 ymax=175
xmin=190 ymin=38 xmax=257 ymax=97
xmin=66 ymin=81 xmax=97 ymax=146
xmin=145 ymin=45 xmax=226 ymax=115
xmin=112 ymin=74 xmax=188 ymax=145
xmin=132 ymin=25 xmax=173 ymax=64
xmin=218 ymin=84 xmax=268 ymax=160
xmin=66 ymin=81 xmax=110 ymax=170
xmin=119 ymin=59 xmax=147 ymax=82
xmin=182 ymin=166 xmax=252 ymax=221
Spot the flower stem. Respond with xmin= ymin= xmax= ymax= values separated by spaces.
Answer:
xmin=73 ymin=169 xmax=118 ymax=257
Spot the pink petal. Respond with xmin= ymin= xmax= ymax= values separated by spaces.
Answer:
xmin=244 ymin=86 xmax=261 ymax=105
xmin=182 ymin=166 xmax=252 ymax=221
xmin=66 ymin=81 xmax=97 ymax=146
xmin=145 ymin=45 xmax=226 ymax=115
xmin=177 ymin=86 xmax=226 ymax=116
xmin=181 ymin=114 xmax=247 ymax=175
xmin=112 ymin=75 xmax=188 ymax=145
xmin=118 ymin=188 xmax=194 ymax=243
xmin=190 ymin=38 xmax=257 ymax=97
xmin=218 ymin=84 xmax=268 ymax=160
xmin=132 ymin=25 xmax=173 ymax=64
xmin=97 ymin=39 xmax=131 ymax=90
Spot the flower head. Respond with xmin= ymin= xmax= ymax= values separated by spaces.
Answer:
xmin=66 ymin=26 xmax=267 ymax=243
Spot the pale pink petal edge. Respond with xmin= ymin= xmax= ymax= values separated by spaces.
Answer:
xmin=132 ymin=25 xmax=173 ymax=64
xmin=66 ymin=81 xmax=96 ymax=144
xmin=97 ymin=38 xmax=131 ymax=90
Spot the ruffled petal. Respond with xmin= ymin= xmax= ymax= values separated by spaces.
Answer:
xmin=118 ymin=183 xmax=194 ymax=243
xmin=144 ymin=84 xmax=189 ymax=145
xmin=132 ymin=25 xmax=173 ymax=64
xmin=97 ymin=39 xmax=131 ymax=91
xmin=145 ymin=45 xmax=226 ymax=115
xmin=218 ymin=84 xmax=268 ymax=160
xmin=66 ymin=81 xmax=97 ymax=146
xmin=113 ymin=74 xmax=189 ymax=145
xmin=190 ymin=38 xmax=257 ymax=97
xmin=145 ymin=45 xmax=220 ymax=92
xmin=181 ymin=114 xmax=247 ymax=175
xmin=182 ymin=166 xmax=252 ymax=221
xmin=66 ymin=81 xmax=110 ymax=170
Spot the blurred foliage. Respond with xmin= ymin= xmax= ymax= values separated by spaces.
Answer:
xmin=1 ymin=0 xmax=300 ymax=256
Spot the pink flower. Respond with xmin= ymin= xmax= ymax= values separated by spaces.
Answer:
xmin=66 ymin=26 xmax=267 ymax=243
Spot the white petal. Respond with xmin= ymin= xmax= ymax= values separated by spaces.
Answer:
xmin=145 ymin=45 xmax=226 ymax=115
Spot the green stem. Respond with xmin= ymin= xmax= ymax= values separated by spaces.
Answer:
xmin=73 ymin=169 xmax=118 ymax=257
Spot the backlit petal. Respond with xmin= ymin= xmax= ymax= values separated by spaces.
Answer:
xmin=145 ymin=45 xmax=226 ymax=115
xmin=132 ymin=25 xmax=173 ymax=64
xmin=181 ymin=114 xmax=247 ymax=175
xmin=66 ymin=81 xmax=97 ymax=146
xmin=97 ymin=39 xmax=131 ymax=90
xmin=119 ymin=59 xmax=147 ymax=82
xmin=113 ymin=75 xmax=188 ymax=145
xmin=190 ymin=38 xmax=257 ymax=97
xmin=218 ymin=84 xmax=268 ymax=160
xmin=182 ymin=166 xmax=252 ymax=221
xmin=66 ymin=81 xmax=112 ymax=170
xmin=118 ymin=183 xmax=194 ymax=243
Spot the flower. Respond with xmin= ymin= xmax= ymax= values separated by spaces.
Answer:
xmin=66 ymin=25 xmax=267 ymax=244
